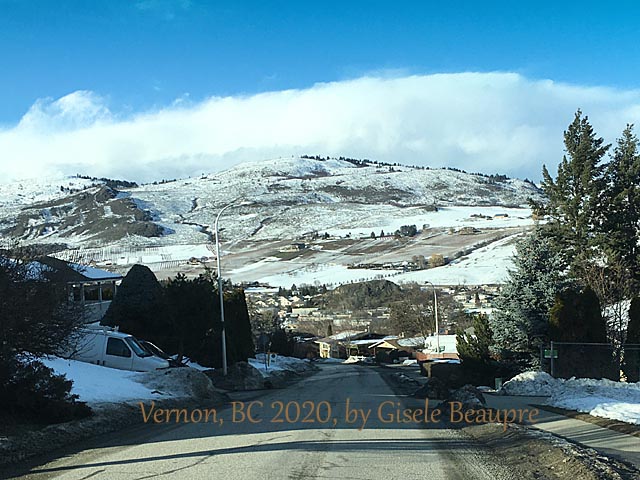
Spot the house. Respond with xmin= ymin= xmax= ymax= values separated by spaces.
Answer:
xmin=413 ymin=334 xmax=460 ymax=361
xmin=315 ymin=331 xmax=386 ymax=359
xmin=31 ymin=256 xmax=123 ymax=323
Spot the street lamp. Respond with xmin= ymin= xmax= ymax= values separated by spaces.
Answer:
xmin=424 ymin=280 xmax=440 ymax=356
xmin=214 ymin=199 xmax=252 ymax=376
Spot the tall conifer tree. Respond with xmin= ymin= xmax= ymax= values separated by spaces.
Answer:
xmin=599 ymin=125 xmax=640 ymax=283
xmin=538 ymin=110 xmax=610 ymax=268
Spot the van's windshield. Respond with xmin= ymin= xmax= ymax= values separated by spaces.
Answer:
xmin=125 ymin=337 xmax=153 ymax=357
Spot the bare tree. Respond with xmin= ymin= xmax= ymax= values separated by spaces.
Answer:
xmin=580 ymin=256 xmax=634 ymax=375
xmin=580 ymin=257 xmax=633 ymax=347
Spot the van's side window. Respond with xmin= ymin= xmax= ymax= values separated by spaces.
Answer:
xmin=106 ymin=338 xmax=131 ymax=357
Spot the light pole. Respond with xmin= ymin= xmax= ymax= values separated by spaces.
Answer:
xmin=214 ymin=199 xmax=249 ymax=376
xmin=424 ymin=281 xmax=440 ymax=356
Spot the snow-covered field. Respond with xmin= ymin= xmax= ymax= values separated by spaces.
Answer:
xmin=396 ymin=233 xmax=520 ymax=285
xmin=501 ymin=371 xmax=640 ymax=425
xmin=230 ymin=233 xmax=521 ymax=287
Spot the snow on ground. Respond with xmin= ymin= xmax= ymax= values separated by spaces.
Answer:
xmin=395 ymin=234 xmax=520 ymax=285
xmin=41 ymin=357 xmax=215 ymax=404
xmin=250 ymin=263 xmax=398 ymax=288
xmin=500 ymin=371 xmax=559 ymax=396
xmin=500 ymin=371 xmax=640 ymax=425
xmin=329 ymin=206 xmax=533 ymax=239
xmin=231 ymin=233 xmax=522 ymax=288
xmin=248 ymin=354 xmax=313 ymax=377
xmin=42 ymin=357 xmax=161 ymax=404
xmin=0 ymin=175 xmax=95 ymax=207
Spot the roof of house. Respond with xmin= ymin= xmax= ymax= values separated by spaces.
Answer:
xmin=33 ymin=256 xmax=122 ymax=283
xmin=315 ymin=331 xmax=387 ymax=344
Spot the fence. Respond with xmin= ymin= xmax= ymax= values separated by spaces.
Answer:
xmin=545 ymin=342 xmax=640 ymax=381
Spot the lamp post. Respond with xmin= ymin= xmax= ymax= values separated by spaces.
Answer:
xmin=424 ymin=281 xmax=440 ymax=356
xmin=214 ymin=199 xmax=249 ymax=376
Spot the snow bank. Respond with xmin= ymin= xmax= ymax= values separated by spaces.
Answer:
xmin=249 ymin=354 xmax=313 ymax=377
xmin=550 ymin=378 xmax=640 ymax=425
xmin=499 ymin=370 xmax=640 ymax=425
xmin=42 ymin=357 xmax=159 ymax=404
xmin=500 ymin=371 xmax=558 ymax=396
xmin=42 ymin=357 xmax=219 ymax=404
xmin=138 ymin=367 xmax=223 ymax=400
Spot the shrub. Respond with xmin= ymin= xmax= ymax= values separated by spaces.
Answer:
xmin=0 ymin=357 xmax=91 ymax=424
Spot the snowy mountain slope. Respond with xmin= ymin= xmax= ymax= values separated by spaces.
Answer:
xmin=0 ymin=185 xmax=164 ymax=244
xmin=0 ymin=157 xmax=541 ymax=285
xmin=128 ymin=157 xmax=542 ymax=245
xmin=0 ymin=157 xmax=541 ymax=248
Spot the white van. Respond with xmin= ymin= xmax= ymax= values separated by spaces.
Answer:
xmin=68 ymin=327 xmax=170 ymax=371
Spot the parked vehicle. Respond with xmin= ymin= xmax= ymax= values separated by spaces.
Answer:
xmin=67 ymin=327 xmax=170 ymax=371
xmin=139 ymin=339 xmax=185 ymax=367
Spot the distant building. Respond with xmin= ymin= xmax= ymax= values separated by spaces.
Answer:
xmin=280 ymin=243 xmax=307 ymax=252
xmin=31 ymin=256 xmax=123 ymax=323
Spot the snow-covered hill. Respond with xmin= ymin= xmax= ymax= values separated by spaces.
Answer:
xmin=0 ymin=157 xmax=541 ymax=248
xmin=0 ymin=157 xmax=541 ymax=285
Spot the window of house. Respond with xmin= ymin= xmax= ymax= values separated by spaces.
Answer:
xmin=71 ymin=285 xmax=82 ymax=302
xmin=101 ymin=285 xmax=114 ymax=300
xmin=84 ymin=285 xmax=100 ymax=301
xmin=106 ymin=338 xmax=131 ymax=357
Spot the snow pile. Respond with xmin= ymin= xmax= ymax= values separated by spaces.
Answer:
xmin=499 ymin=370 xmax=640 ymax=425
xmin=500 ymin=371 xmax=559 ymax=396
xmin=248 ymin=354 xmax=313 ymax=377
xmin=549 ymin=378 xmax=640 ymax=425
xmin=138 ymin=367 xmax=222 ymax=400
xmin=41 ymin=357 xmax=160 ymax=404
xmin=42 ymin=357 xmax=220 ymax=404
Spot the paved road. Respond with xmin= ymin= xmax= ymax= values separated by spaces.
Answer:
xmin=5 ymin=364 xmax=519 ymax=480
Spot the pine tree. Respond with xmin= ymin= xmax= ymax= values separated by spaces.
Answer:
xmin=537 ymin=110 xmax=610 ymax=268
xmin=599 ymin=125 xmax=640 ymax=283
xmin=490 ymin=228 xmax=566 ymax=367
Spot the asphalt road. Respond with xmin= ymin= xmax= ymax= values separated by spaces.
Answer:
xmin=5 ymin=364 xmax=520 ymax=480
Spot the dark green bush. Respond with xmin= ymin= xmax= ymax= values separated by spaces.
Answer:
xmin=0 ymin=357 xmax=91 ymax=424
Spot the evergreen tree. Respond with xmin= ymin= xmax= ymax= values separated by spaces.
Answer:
xmin=270 ymin=328 xmax=294 ymax=356
xmin=223 ymin=288 xmax=255 ymax=365
xmin=101 ymin=264 xmax=171 ymax=347
xmin=490 ymin=228 xmax=566 ymax=367
xmin=599 ymin=125 xmax=640 ymax=283
xmin=548 ymin=286 xmax=606 ymax=342
xmin=164 ymin=273 xmax=217 ymax=363
xmin=537 ymin=111 xmax=610 ymax=268
xmin=457 ymin=314 xmax=493 ymax=363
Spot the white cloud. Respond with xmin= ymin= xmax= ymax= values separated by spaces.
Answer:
xmin=2 ymin=72 xmax=640 ymax=184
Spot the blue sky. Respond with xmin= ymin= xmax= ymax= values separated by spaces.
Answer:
xmin=2 ymin=0 xmax=640 ymax=181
